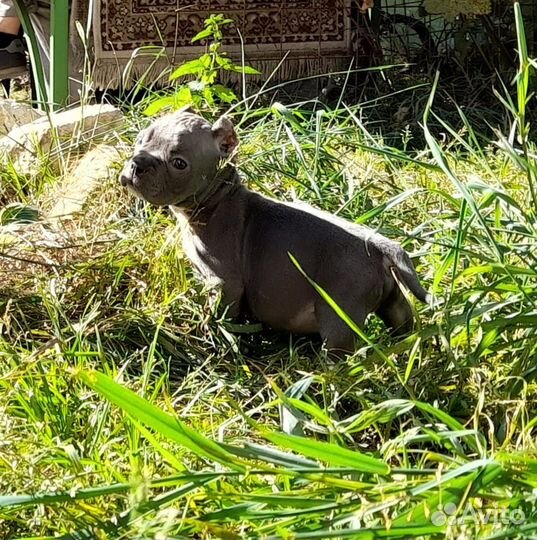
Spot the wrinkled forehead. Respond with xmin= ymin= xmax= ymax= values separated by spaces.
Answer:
xmin=137 ymin=113 xmax=213 ymax=153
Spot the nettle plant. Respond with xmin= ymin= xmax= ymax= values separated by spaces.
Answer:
xmin=144 ymin=14 xmax=260 ymax=115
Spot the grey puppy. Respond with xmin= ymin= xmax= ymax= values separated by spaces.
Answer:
xmin=120 ymin=109 xmax=429 ymax=352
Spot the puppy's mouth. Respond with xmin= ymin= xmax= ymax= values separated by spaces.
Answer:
xmin=119 ymin=171 xmax=140 ymax=190
xmin=119 ymin=166 xmax=181 ymax=207
xmin=120 ymin=167 xmax=160 ymax=202
xmin=119 ymin=171 xmax=147 ymax=196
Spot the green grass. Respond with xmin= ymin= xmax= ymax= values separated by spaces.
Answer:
xmin=2 ymin=6 xmax=537 ymax=539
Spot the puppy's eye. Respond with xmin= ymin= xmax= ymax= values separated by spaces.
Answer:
xmin=171 ymin=157 xmax=188 ymax=170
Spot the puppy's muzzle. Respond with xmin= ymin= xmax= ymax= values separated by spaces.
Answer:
xmin=120 ymin=152 xmax=158 ymax=187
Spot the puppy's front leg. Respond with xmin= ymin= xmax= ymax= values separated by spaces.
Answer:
xmin=221 ymin=279 xmax=245 ymax=318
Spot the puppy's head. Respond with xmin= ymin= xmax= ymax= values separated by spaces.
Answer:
xmin=120 ymin=108 xmax=238 ymax=206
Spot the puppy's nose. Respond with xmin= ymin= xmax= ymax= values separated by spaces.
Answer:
xmin=132 ymin=153 xmax=156 ymax=175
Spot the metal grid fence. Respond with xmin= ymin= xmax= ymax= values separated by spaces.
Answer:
xmin=353 ymin=0 xmax=536 ymax=74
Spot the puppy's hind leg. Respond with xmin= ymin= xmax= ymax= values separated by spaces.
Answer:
xmin=315 ymin=300 xmax=366 ymax=355
xmin=376 ymin=286 xmax=414 ymax=337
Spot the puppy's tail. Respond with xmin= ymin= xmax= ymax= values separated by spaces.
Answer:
xmin=388 ymin=246 xmax=431 ymax=304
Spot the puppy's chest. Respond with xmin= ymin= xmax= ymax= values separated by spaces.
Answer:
xmin=182 ymin=228 xmax=224 ymax=284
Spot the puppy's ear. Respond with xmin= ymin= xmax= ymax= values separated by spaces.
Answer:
xmin=212 ymin=115 xmax=239 ymax=158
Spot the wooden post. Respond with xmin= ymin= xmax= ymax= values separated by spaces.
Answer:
xmin=50 ymin=0 xmax=70 ymax=108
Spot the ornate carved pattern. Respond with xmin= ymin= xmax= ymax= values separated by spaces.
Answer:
xmin=96 ymin=0 xmax=351 ymax=55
